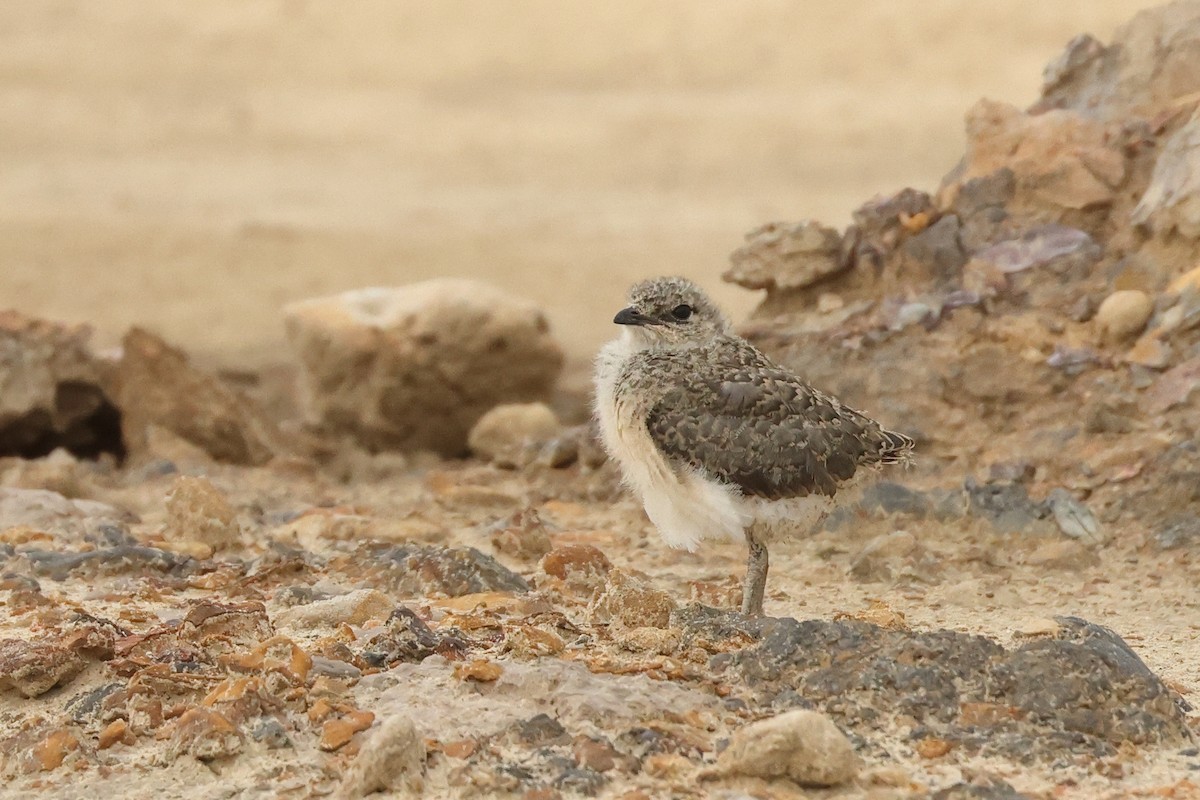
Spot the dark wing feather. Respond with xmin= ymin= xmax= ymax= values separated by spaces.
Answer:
xmin=646 ymin=352 xmax=911 ymax=500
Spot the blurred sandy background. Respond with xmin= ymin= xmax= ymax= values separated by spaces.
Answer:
xmin=0 ymin=1 xmax=1155 ymax=369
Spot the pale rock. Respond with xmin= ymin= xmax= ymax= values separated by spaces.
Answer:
xmin=468 ymin=402 xmax=562 ymax=468
xmin=488 ymin=508 xmax=553 ymax=562
xmin=724 ymin=220 xmax=847 ymax=292
xmin=1141 ymin=356 xmax=1200 ymax=413
xmin=337 ymin=714 xmax=425 ymax=798
xmin=165 ymin=476 xmax=241 ymax=552
xmin=369 ymin=657 xmax=718 ymax=742
xmin=707 ymin=710 xmax=859 ymax=787
xmin=284 ymin=280 xmax=563 ymax=455
xmin=1095 ymin=290 xmax=1154 ymax=342
xmin=274 ymin=589 xmax=394 ymax=629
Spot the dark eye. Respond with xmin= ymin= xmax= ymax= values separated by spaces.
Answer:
xmin=670 ymin=304 xmax=693 ymax=321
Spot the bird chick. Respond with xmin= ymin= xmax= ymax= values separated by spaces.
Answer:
xmin=593 ymin=276 xmax=913 ymax=616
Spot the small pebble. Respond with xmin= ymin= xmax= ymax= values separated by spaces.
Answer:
xmin=1095 ymin=290 xmax=1153 ymax=342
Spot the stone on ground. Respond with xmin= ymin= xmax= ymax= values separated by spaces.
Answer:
xmin=283 ymin=280 xmax=563 ymax=456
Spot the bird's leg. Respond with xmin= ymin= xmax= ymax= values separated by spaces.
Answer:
xmin=741 ymin=532 xmax=769 ymax=616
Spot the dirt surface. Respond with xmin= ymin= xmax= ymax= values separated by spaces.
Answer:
xmin=2 ymin=3 xmax=1200 ymax=799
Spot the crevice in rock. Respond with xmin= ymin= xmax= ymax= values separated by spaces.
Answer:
xmin=0 ymin=381 xmax=126 ymax=462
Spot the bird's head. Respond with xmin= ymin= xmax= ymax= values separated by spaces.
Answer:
xmin=613 ymin=276 xmax=731 ymax=349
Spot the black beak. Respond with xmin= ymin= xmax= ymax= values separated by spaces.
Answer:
xmin=613 ymin=306 xmax=656 ymax=326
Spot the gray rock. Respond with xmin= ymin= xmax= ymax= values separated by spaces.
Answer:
xmin=24 ymin=545 xmax=193 ymax=580
xmin=249 ymin=717 xmax=292 ymax=749
xmin=516 ymin=713 xmax=570 ymax=746
xmin=899 ymin=214 xmax=967 ymax=285
xmin=973 ymin=225 xmax=1097 ymax=275
xmin=670 ymin=603 xmax=777 ymax=649
xmin=1046 ymin=489 xmax=1104 ymax=545
xmin=953 ymin=168 xmax=1017 ymax=251
xmin=964 ymin=478 xmax=1051 ymax=533
xmin=66 ymin=682 xmax=125 ymax=726
xmin=852 ymin=188 xmax=936 ymax=246
xmin=1155 ymin=516 xmax=1200 ymax=549
xmin=553 ymin=767 xmax=607 ymax=796
xmin=360 ymin=543 xmax=530 ymax=597
xmin=859 ymin=482 xmax=931 ymax=518
xmin=716 ymin=613 xmax=1190 ymax=758
xmin=358 ymin=606 xmax=464 ymax=667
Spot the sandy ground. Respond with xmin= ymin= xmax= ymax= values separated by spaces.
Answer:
xmin=0 ymin=1 xmax=1156 ymax=367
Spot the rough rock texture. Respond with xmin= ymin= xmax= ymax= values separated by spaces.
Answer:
xmin=707 ymin=709 xmax=859 ymax=787
xmin=164 ymin=476 xmax=241 ymax=553
xmin=948 ymin=100 xmax=1126 ymax=229
xmin=0 ymin=311 xmax=122 ymax=460
xmin=337 ymin=714 xmax=424 ymax=798
xmin=1132 ymin=108 xmax=1200 ymax=237
xmin=1036 ymin=1 xmax=1200 ymax=118
xmin=724 ymin=221 xmax=848 ymax=293
xmin=713 ymin=613 xmax=1191 ymax=758
xmin=111 ymin=328 xmax=285 ymax=465
xmin=284 ymin=280 xmax=564 ymax=455
xmin=356 ymin=543 xmax=530 ymax=597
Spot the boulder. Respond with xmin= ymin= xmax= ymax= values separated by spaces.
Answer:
xmin=283 ymin=280 xmax=563 ymax=455
xmin=110 ymin=328 xmax=284 ymax=465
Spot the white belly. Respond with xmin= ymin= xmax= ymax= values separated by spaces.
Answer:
xmin=593 ymin=339 xmax=747 ymax=551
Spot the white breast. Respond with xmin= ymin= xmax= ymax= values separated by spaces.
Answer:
xmin=593 ymin=338 xmax=748 ymax=551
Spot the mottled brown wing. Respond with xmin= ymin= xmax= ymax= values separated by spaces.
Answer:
xmin=646 ymin=363 xmax=910 ymax=500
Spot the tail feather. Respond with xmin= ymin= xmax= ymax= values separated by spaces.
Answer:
xmin=879 ymin=429 xmax=915 ymax=466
